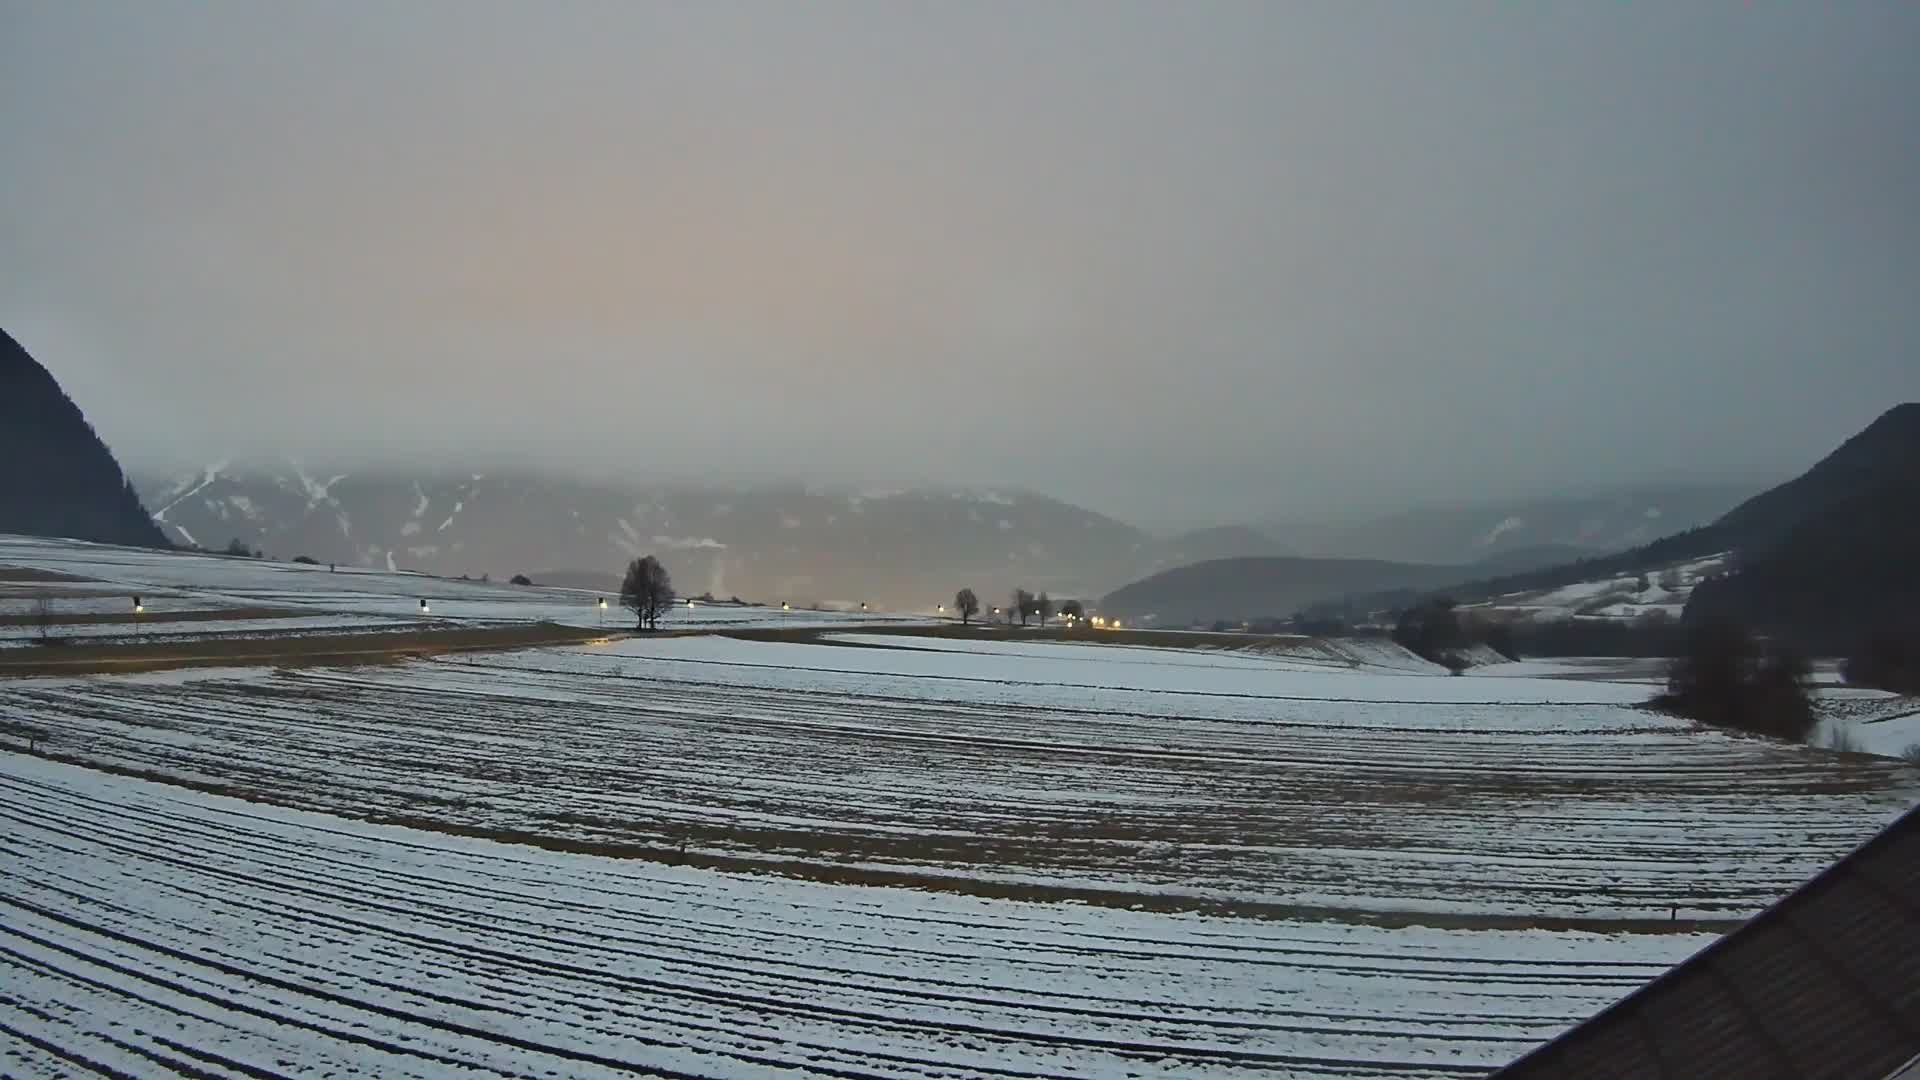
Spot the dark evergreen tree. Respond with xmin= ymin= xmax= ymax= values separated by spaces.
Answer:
xmin=1 ymin=330 xmax=169 ymax=548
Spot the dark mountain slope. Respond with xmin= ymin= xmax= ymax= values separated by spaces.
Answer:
xmin=1337 ymin=404 xmax=1920 ymax=615
xmin=1711 ymin=402 xmax=1920 ymax=548
xmin=0 ymin=330 xmax=168 ymax=549
xmin=1688 ymin=492 xmax=1920 ymax=650
xmin=1687 ymin=405 xmax=1920 ymax=650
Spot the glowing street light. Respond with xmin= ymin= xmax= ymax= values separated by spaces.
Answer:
xmin=597 ymin=596 xmax=606 ymax=628
xmin=419 ymin=599 xmax=430 ymax=614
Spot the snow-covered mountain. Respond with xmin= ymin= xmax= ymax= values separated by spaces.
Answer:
xmin=134 ymin=464 xmax=1154 ymax=607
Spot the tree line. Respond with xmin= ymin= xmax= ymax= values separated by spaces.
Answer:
xmin=951 ymin=587 xmax=1085 ymax=626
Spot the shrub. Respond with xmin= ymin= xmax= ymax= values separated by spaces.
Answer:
xmin=1841 ymin=628 xmax=1920 ymax=695
xmin=1393 ymin=598 xmax=1465 ymax=664
xmin=1901 ymin=743 xmax=1920 ymax=766
xmin=1655 ymin=618 xmax=1815 ymax=742
xmin=509 ymin=574 xmax=533 ymax=586
xmin=1481 ymin=621 xmax=1519 ymax=662
xmin=292 ymin=555 xmax=319 ymax=565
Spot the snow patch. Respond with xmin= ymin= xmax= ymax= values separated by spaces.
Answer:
xmin=650 ymin=535 xmax=727 ymax=550
xmin=154 ymin=461 xmax=228 ymax=522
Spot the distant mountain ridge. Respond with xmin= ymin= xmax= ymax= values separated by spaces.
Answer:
xmin=1099 ymin=556 xmax=1467 ymax=625
xmin=1097 ymin=541 xmax=1595 ymax=624
xmin=1685 ymin=403 xmax=1920 ymax=649
xmin=1256 ymin=484 xmax=1754 ymax=566
xmin=1298 ymin=403 xmax=1920 ymax=648
xmin=0 ymin=329 xmax=169 ymax=549
xmin=134 ymin=463 xmax=1159 ymax=606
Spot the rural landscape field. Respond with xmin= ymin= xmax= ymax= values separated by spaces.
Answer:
xmin=5 ymin=536 xmax=1919 ymax=1078
xmin=9 ymin=2 xmax=1920 ymax=1073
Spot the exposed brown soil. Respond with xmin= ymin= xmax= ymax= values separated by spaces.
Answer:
xmin=0 ymin=606 xmax=299 ymax=627
xmin=0 ymin=622 xmax=615 ymax=676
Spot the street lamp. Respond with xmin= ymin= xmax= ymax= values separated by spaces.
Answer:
xmin=419 ymin=599 xmax=430 ymax=615
xmin=597 ymin=596 xmax=606 ymax=628
xmin=132 ymin=596 xmax=143 ymax=641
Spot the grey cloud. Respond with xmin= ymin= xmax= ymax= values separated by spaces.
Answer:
xmin=4 ymin=2 xmax=1916 ymax=529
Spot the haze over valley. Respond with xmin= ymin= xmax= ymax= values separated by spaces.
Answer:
xmin=5 ymin=4 xmax=1920 ymax=1078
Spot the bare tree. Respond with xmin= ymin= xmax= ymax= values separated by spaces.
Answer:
xmin=1059 ymin=599 xmax=1085 ymax=621
xmin=1011 ymin=587 xmax=1035 ymax=627
xmin=33 ymin=595 xmax=53 ymax=641
xmin=620 ymin=556 xmax=675 ymax=631
xmin=1037 ymin=592 xmax=1054 ymax=627
xmin=954 ymin=587 xmax=980 ymax=625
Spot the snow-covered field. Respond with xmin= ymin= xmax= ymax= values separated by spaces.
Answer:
xmin=0 ymin=754 xmax=1709 ymax=1078
xmin=8 ymin=634 xmax=1916 ymax=925
xmin=0 ymin=534 xmax=922 ymax=646
xmin=4 ymin=535 xmax=1919 ymax=1077
xmin=1462 ymin=553 xmax=1731 ymax=623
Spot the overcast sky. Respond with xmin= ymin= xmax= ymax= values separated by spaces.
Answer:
xmin=4 ymin=3 xmax=1916 ymax=527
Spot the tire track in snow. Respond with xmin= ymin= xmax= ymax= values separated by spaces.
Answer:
xmin=2 ymin=756 xmax=1661 ymax=1077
